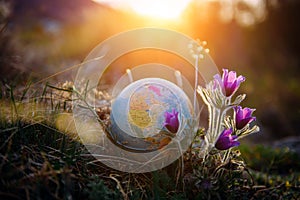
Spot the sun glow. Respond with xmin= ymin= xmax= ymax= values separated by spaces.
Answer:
xmin=129 ymin=0 xmax=191 ymax=20
xmin=92 ymin=0 xmax=192 ymax=20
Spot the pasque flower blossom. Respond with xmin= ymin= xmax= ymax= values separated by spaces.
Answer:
xmin=215 ymin=128 xmax=240 ymax=150
xmin=164 ymin=109 xmax=179 ymax=133
xmin=214 ymin=69 xmax=245 ymax=97
xmin=234 ymin=106 xmax=256 ymax=130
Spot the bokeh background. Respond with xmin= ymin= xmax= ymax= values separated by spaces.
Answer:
xmin=1 ymin=0 xmax=299 ymax=144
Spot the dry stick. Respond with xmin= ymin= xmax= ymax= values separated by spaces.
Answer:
xmin=109 ymin=174 xmax=128 ymax=200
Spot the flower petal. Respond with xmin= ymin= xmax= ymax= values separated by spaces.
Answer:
xmin=163 ymin=109 xmax=179 ymax=133
xmin=235 ymin=106 xmax=256 ymax=129
xmin=214 ymin=69 xmax=245 ymax=97
xmin=215 ymin=128 xmax=239 ymax=150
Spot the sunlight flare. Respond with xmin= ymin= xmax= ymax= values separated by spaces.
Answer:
xmin=129 ymin=0 xmax=191 ymax=19
xmin=92 ymin=0 xmax=192 ymax=20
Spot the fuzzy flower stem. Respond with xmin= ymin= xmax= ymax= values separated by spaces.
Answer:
xmin=207 ymin=105 xmax=213 ymax=142
xmin=222 ymin=149 xmax=231 ymax=163
xmin=214 ymin=108 xmax=223 ymax=142
xmin=214 ymin=97 xmax=231 ymax=140
xmin=197 ymin=86 xmax=228 ymax=150
xmin=211 ymin=107 xmax=227 ymax=146
xmin=210 ymin=107 xmax=218 ymax=142
xmin=205 ymin=93 xmax=233 ymax=150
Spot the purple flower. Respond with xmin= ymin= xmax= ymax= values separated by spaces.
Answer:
xmin=234 ymin=106 xmax=256 ymax=129
xmin=215 ymin=128 xmax=240 ymax=150
xmin=164 ymin=109 xmax=179 ymax=133
xmin=214 ymin=69 xmax=245 ymax=97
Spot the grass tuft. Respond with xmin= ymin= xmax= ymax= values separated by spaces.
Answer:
xmin=0 ymin=80 xmax=299 ymax=199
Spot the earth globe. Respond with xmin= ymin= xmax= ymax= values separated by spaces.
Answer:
xmin=110 ymin=78 xmax=194 ymax=152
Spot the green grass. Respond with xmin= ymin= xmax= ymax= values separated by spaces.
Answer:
xmin=1 ymin=82 xmax=300 ymax=200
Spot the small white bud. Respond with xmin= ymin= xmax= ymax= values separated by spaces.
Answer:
xmin=197 ymin=46 xmax=203 ymax=52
